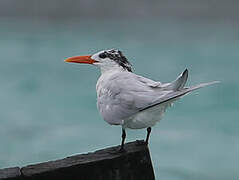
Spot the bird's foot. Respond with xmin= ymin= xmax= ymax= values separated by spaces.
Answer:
xmin=136 ymin=140 xmax=146 ymax=146
xmin=118 ymin=147 xmax=127 ymax=153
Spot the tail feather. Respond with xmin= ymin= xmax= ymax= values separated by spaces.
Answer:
xmin=163 ymin=69 xmax=188 ymax=90
xmin=184 ymin=81 xmax=220 ymax=92
xmin=140 ymin=80 xmax=220 ymax=112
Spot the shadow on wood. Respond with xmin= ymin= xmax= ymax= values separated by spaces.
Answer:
xmin=0 ymin=140 xmax=155 ymax=180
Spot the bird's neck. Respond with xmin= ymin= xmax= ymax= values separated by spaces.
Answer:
xmin=96 ymin=67 xmax=124 ymax=94
xmin=99 ymin=64 xmax=126 ymax=74
xmin=97 ymin=66 xmax=126 ymax=90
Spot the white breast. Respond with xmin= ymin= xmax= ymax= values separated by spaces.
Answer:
xmin=96 ymin=70 xmax=124 ymax=125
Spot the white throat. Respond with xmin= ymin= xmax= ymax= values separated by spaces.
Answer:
xmin=97 ymin=62 xmax=126 ymax=74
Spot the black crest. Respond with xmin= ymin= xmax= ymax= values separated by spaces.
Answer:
xmin=99 ymin=49 xmax=132 ymax=72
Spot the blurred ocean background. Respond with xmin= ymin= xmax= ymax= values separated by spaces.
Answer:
xmin=0 ymin=1 xmax=238 ymax=179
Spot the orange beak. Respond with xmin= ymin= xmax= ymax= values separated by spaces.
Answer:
xmin=64 ymin=55 xmax=98 ymax=64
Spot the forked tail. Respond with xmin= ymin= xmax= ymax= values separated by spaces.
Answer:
xmin=162 ymin=69 xmax=189 ymax=90
xmin=140 ymin=69 xmax=219 ymax=112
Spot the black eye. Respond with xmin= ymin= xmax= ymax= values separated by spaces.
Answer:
xmin=99 ymin=53 xmax=107 ymax=59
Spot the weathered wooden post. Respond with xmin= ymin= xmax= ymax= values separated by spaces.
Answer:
xmin=0 ymin=141 xmax=155 ymax=180
xmin=0 ymin=167 xmax=21 ymax=180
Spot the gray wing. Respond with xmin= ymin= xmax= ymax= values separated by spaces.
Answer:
xmin=97 ymin=70 xmax=218 ymax=125
xmin=97 ymin=72 xmax=166 ymax=125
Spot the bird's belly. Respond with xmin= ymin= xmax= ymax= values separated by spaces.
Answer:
xmin=123 ymin=101 xmax=173 ymax=129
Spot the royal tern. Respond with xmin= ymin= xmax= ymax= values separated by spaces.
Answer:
xmin=65 ymin=49 xmax=218 ymax=151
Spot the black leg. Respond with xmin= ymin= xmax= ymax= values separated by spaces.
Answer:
xmin=120 ymin=128 xmax=126 ymax=152
xmin=145 ymin=127 xmax=152 ymax=145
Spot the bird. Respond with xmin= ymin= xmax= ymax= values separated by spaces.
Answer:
xmin=65 ymin=49 xmax=218 ymax=152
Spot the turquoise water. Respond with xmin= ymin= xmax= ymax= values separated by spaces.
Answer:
xmin=0 ymin=18 xmax=238 ymax=179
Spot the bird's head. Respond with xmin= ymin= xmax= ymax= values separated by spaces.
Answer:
xmin=65 ymin=49 xmax=132 ymax=73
